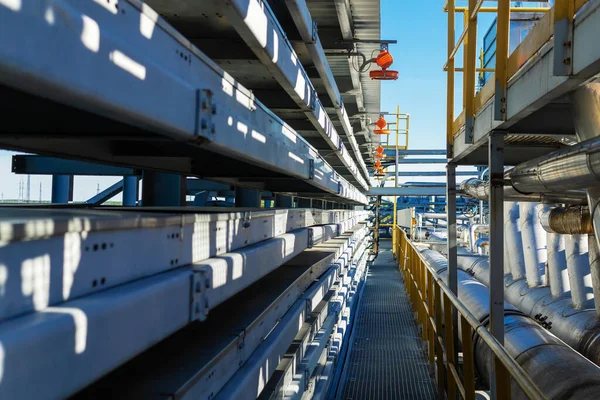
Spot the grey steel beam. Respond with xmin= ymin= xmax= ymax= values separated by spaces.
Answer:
xmin=216 ymin=0 xmax=368 ymax=190
xmin=488 ymin=132 xmax=505 ymax=394
xmin=12 ymin=155 xmax=138 ymax=176
xmin=397 ymin=171 xmax=479 ymax=177
xmin=396 ymin=158 xmax=447 ymax=164
xmin=0 ymin=1 xmax=367 ymax=205
xmin=123 ymin=176 xmax=139 ymax=206
xmin=284 ymin=0 xmax=369 ymax=181
xmin=383 ymin=149 xmax=447 ymax=157
xmin=86 ymin=180 xmax=124 ymax=205
xmin=446 ymin=163 xmax=459 ymax=369
xmin=368 ymin=186 xmax=447 ymax=196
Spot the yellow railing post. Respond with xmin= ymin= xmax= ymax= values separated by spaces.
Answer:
xmin=495 ymin=0 xmax=510 ymax=121
xmin=447 ymin=0 xmax=455 ymax=154
xmin=465 ymin=0 xmax=478 ymax=143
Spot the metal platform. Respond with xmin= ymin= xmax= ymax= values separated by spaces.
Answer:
xmin=335 ymin=243 xmax=436 ymax=400
xmin=450 ymin=0 xmax=600 ymax=166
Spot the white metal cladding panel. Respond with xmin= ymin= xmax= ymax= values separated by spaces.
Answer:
xmin=0 ymin=208 xmax=367 ymax=321
xmin=0 ymin=268 xmax=193 ymax=400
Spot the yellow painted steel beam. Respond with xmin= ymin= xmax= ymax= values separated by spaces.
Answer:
xmin=465 ymin=0 xmax=478 ymax=143
xmin=454 ymin=6 xmax=549 ymax=12
xmin=495 ymin=0 xmax=510 ymax=121
xmin=447 ymin=0 xmax=455 ymax=152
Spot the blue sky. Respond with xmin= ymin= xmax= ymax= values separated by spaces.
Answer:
xmin=380 ymin=0 xmax=495 ymax=150
xmin=0 ymin=1 xmax=498 ymax=200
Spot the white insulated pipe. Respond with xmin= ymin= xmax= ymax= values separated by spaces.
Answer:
xmin=589 ymin=235 xmax=600 ymax=317
xmin=519 ymin=203 xmax=547 ymax=287
xmin=547 ymin=232 xmax=569 ymax=298
xmin=565 ymin=234 xmax=594 ymax=309
xmin=504 ymin=202 xmax=526 ymax=280
xmin=469 ymin=224 xmax=488 ymax=253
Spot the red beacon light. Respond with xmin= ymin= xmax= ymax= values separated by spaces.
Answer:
xmin=373 ymin=115 xmax=390 ymax=134
xmin=370 ymin=43 xmax=399 ymax=81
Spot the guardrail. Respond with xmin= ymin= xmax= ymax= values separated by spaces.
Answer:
xmin=394 ymin=227 xmax=546 ymax=400
xmin=444 ymin=0 xmax=589 ymax=150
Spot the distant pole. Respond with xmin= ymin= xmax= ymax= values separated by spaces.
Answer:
xmin=39 ymin=182 xmax=42 ymax=202
xmin=96 ymin=183 xmax=100 ymax=194
xmin=26 ymin=175 xmax=31 ymax=203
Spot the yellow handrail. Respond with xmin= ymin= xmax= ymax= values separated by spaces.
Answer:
xmin=444 ymin=0 xmax=589 ymax=149
xmin=394 ymin=227 xmax=547 ymax=400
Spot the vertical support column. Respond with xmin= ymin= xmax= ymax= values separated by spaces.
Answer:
xmin=465 ymin=0 xmax=478 ymax=143
xmin=494 ymin=0 xmax=510 ymax=121
xmin=447 ymin=162 xmax=459 ymax=367
xmin=447 ymin=0 xmax=455 ymax=156
xmin=275 ymin=194 xmax=294 ymax=208
xmin=123 ymin=176 xmax=138 ymax=206
xmin=554 ymin=0 xmax=575 ymax=76
xmin=51 ymin=174 xmax=71 ymax=204
xmin=141 ymin=171 xmax=186 ymax=206
xmin=488 ymin=132 xmax=505 ymax=398
xmin=264 ymin=200 xmax=272 ymax=208
xmin=236 ymin=187 xmax=261 ymax=208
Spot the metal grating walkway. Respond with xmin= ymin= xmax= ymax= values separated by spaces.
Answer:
xmin=337 ymin=243 xmax=436 ymax=399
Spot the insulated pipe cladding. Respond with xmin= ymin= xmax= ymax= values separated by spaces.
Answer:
xmin=456 ymin=252 xmax=600 ymax=369
xmin=420 ymin=249 xmax=600 ymax=399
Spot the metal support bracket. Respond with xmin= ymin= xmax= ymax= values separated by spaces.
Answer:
xmin=190 ymin=271 xmax=208 ymax=322
xmin=308 ymin=159 xmax=315 ymax=180
xmin=311 ymin=20 xmax=318 ymax=44
xmin=308 ymin=228 xmax=314 ymax=248
xmin=554 ymin=0 xmax=575 ymax=76
xmin=196 ymin=89 xmax=216 ymax=139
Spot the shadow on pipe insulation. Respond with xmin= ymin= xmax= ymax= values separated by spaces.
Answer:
xmin=419 ymin=248 xmax=600 ymax=399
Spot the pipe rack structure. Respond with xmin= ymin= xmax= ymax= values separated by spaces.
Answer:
xmin=0 ymin=0 xmax=381 ymax=398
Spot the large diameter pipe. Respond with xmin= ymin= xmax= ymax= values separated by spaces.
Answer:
xmin=547 ymin=233 xmax=569 ymax=298
xmin=460 ymin=178 xmax=587 ymax=204
xmin=519 ymin=203 xmax=547 ymax=287
xmin=589 ymin=235 xmax=600 ymax=317
xmin=457 ymin=251 xmax=600 ymax=369
xmin=565 ymin=234 xmax=594 ymax=309
xmin=572 ymin=82 xmax=600 ymax=251
xmin=420 ymin=249 xmax=600 ymax=399
xmin=540 ymin=206 xmax=593 ymax=234
xmin=504 ymin=202 xmax=526 ymax=279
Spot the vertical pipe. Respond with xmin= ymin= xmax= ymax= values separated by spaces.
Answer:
xmin=519 ymin=203 xmax=547 ymax=287
xmin=122 ymin=176 xmax=138 ymax=206
xmin=51 ymin=174 xmax=71 ymax=204
xmin=275 ymin=194 xmax=294 ymax=208
xmin=141 ymin=171 xmax=186 ymax=206
xmin=571 ymin=82 xmax=600 ymax=252
xmin=235 ymin=187 xmax=261 ymax=208
xmin=488 ymin=133 xmax=505 ymax=352
xmin=565 ymin=234 xmax=593 ymax=309
xmin=504 ymin=202 xmax=525 ymax=279
xmin=589 ymin=235 xmax=600 ymax=317
xmin=547 ymin=232 xmax=569 ymax=298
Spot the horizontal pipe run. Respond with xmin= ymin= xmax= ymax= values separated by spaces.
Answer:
xmin=460 ymin=178 xmax=588 ymax=204
xmin=456 ymin=250 xmax=600 ymax=370
xmin=540 ymin=206 xmax=594 ymax=234
xmin=420 ymin=248 xmax=600 ymax=399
